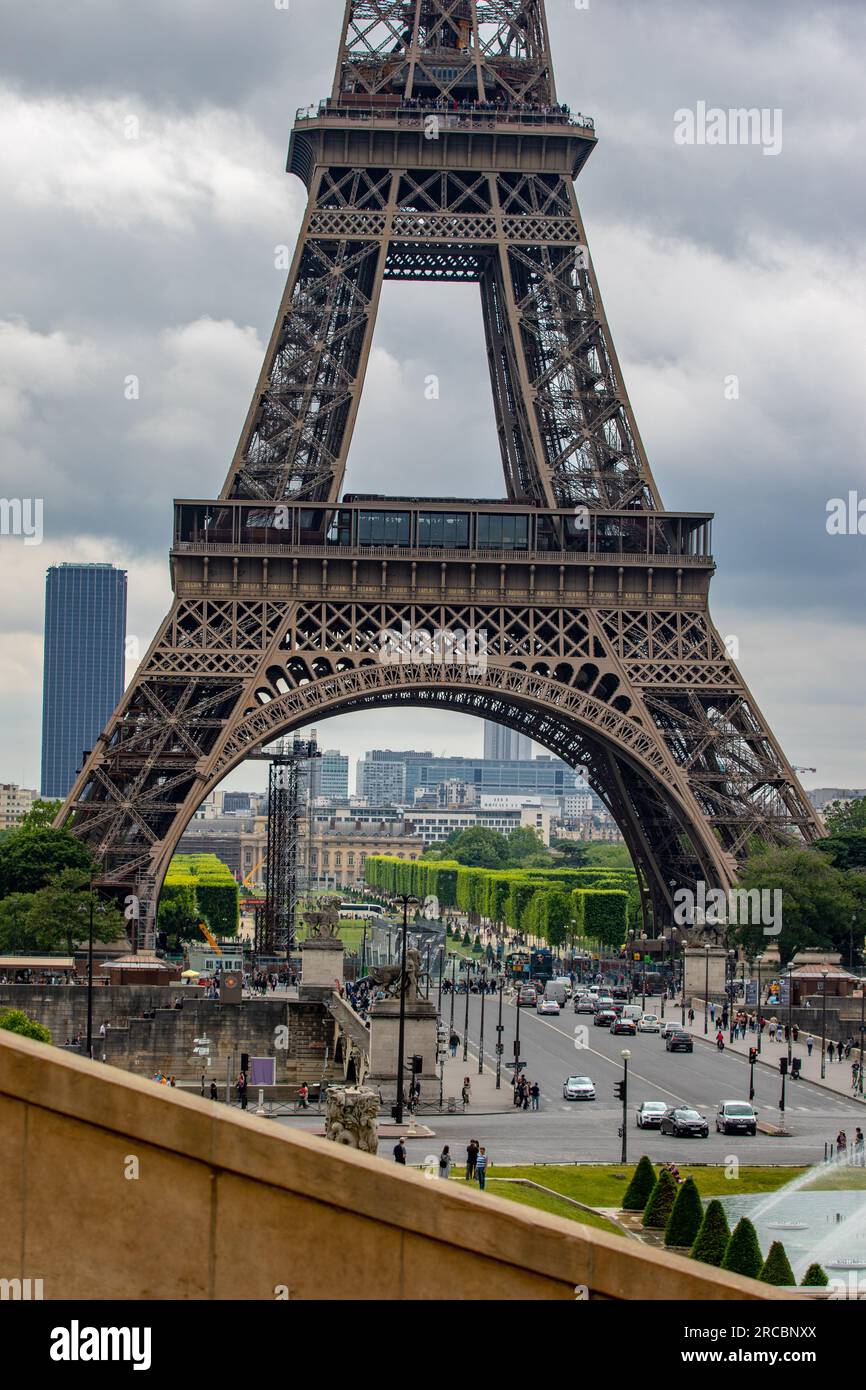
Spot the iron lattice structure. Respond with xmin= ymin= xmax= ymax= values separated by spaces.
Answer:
xmin=59 ymin=0 xmax=821 ymax=943
xmin=252 ymin=737 xmax=319 ymax=957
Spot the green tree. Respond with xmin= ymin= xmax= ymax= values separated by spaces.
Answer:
xmin=690 ymin=1199 xmax=731 ymax=1266
xmin=441 ymin=827 xmax=510 ymax=868
xmin=735 ymin=844 xmax=857 ymax=961
xmin=759 ymin=1241 xmax=795 ymax=1287
xmin=0 ymin=826 xmax=94 ymax=898
xmin=24 ymin=871 xmax=126 ymax=953
xmin=721 ymin=1217 xmax=763 ymax=1279
xmin=642 ymin=1168 xmax=678 ymax=1228
xmin=18 ymin=799 xmax=63 ymax=830
xmin=621 ymin=1156 xmax=656 ymax=1212
xmin=550 ymin=839 xmax=590 ymax=868
xmin=505 ymin=827 xmax=552 ymax=866
xmin=664 ymin=1176 xmax=704 ymax=1248
xmin=0 ymin=893 xmax=38 ymax=951
xmin=800 ymin=1263 xmax=829 ymax=1287
xmin=0 ymin=1008 xmax=52 ymax=1043
xmin=823 ymin=797 xmax=866 ymax=834
xmin=817 ymin=830 xmax=866 ymax=871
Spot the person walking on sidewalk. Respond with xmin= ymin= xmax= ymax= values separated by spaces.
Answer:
xmin=461 ymin=1076 xmax=471 ymax=1107
xmin=854 ymin=1129 xmax=865 ymax=1167
xmin=393 ymin=1138 xmax=407 ymax=1165
xmin=465 ymin=1138 xmax=479 ymax=1180
xmin=438 ymin=1145 xmax=453 ymax=1179
xmin=806 ymin=1034 xmax=814 ymax=1057
xmin=853 ymin=1061 xmax=861 ymax=1092
xmin=475 ymin=1146 xmax=490 ymax=1190
xmin=530 ymin=1080 xmax=540 ymax=1111
xmin=829 ymin=1040 xmax=836 ymax=1064
xmin=449 ymin=1030 xmax=459 ymax=1058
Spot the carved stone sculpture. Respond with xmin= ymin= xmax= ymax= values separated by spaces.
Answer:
xmin=303 ymin=896 xmax=341 ymax=941
xmin=324 ymin=1085 xmax=379 ymax=1153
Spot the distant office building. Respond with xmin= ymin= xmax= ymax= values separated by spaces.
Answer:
xmin=311 ymin=749 xmax=349 ymax=803
xmin=223 ymin=792 xmax=253 ymax=815
xmin=40 ymin=564 xmax=127 ymax=799
xmin=483 ymin=721 xmax=532 ymax=761
xmin=0 ymin=783 xmax=37 ymax=830
xmin=356 ymin=758 xmax=406 ymax=804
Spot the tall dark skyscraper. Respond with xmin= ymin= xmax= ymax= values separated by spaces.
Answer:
xmin=41 ymin=564 xmax=127 ymax=799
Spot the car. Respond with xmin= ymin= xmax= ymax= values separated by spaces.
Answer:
xmin=611 ymin=1016 xmax=637 ymax=1035
xmin=636 ymin=1100 xmax=668 ymax=1129
xmin=593 ymin=1009 xmax=617 ymax=1028
xmin=552 ymin=976 xmax=573 ymax=1000
xmin=661 ymin=1019 xmax=685 ymax=1040
xmin=537 ymin=997 xmax=561 ymax=1015
xmin=660 ymin=1106 xmax=709 ymax=1138
xmin=637 ymin=1014 xmax=661 ymax=1033
xmin=622 ymin=1004 xmax=644 ymax=1022
xmin=574 ymin=996 xmax=595 ymax=1014
xmin=562 ymin=1075 xmax=596 ymax=1101
xmin=665 ymin=1030 xmax=694 ymax=1053
xmin=517 ymin=986 xmax=538 ymax=1007
xmin=716 ymin=1101 xmax=758 ymax=1136
xmin=611 ymin=986 xmax=630 ymax=1000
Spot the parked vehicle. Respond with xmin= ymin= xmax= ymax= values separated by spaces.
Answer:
xmin=562 ymin=1075 xmax=596 ymax=1101
xmin=636 ymin=1100 xmax=668 ymax=1129
xmin=716 ymin=1101 xmax=758 ymax=1136
xmin=660 ymin=1106 xmax=709 ymax=1138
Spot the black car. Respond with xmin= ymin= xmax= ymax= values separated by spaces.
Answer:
xmin=665 ymin=1030 xmax=693 ymax=1053
xmin=660 ymin=1106 xmax=709 ymax=1138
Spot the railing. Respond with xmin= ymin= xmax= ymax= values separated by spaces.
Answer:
xmin=173 ymin=540 xmax=713 ymax=567
xmin=295 ymin=101 xmax=594 ymax=133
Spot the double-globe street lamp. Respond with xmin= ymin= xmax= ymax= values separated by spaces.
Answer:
xmin=76 ymin=880 xmax=108 ymax=1060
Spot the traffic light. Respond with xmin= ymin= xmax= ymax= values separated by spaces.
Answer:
xmin=748 ymin=1047 xmax=758 ymax=1064
xmin=613 ymin=1081 xmax=626 ymax=1101
xmin=411 ymin=1054 xmax=423 ymax=1074
xmin=779 ymin=1057 xmax=788 ymax=1076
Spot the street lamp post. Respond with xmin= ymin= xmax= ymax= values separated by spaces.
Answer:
xmin=76 ymin=883 xmax=106 ymax=1060
xmin=756 ymin=955 xmax=763 ymax=1054
xmin=619 ymin=1050 xmax=631 ymax=1164
xmin=361 ymin=922 xmax=368 ymax=978
xmin=820 ymin=968 xmax=828 ymax=1080
xmin=704 ymin=944 xmax=711 ymax=1034
xmin=437 ymin=944 xmax=445 ymax=1013
xmin=640 ymin=933 xmax=647 ymax=1012
xmin=728 ymin=949 xmax=736 ymax=1044
xmin=463 ymin=964 xmax=471 ymax=1063
xmin=495 ymin=975 xmax=504 ymax=1090
xmin=478 ymin=967 xmax=487 ymax=1074
xmin=859 ymin=980 xmax=865 ymax=1098
xmin=392 ymin=893 xmax=419 ymax=1126
xmin=787 ymin=962 xmax=795 ymax=1070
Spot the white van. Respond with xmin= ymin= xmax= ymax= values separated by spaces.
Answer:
xmin=622 ymin=1004 xmax=643 ymax=1023
xmin=552 ymin=975 xmax=573 ymax=1000
xmin=544 ymin=980 xmax=568 ymax=1007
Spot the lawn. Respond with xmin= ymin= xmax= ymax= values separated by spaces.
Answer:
xmin=801 ymin=1166 xmax=866 ymax=1191
xmin=483 ymin=1164 xmax=806 ymax=1210
xmin=481 ymin=1180 xmax=623 ymax=1235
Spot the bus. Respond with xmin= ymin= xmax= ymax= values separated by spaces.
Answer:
xmin=338 ymin=903 xmax=381 ymax=921
xmin=505 ymin=948 xmax=553 ymax=985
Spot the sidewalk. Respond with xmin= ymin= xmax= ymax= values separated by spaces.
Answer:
xmin=682 ymin=1001 xmax=865 ymax=1104
xmin=434 ymin=1037 xmax=513 ymax=1115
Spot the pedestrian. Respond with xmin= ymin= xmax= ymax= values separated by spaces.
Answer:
xmin=855 ymin=1129 xmax=865 ymax=1168
xmin=449 ymin=1029 xmax=459 ymax=1058
xmin=853 ymin=1062 xmax=861 ymax=1092
xmin=836 ymin=1130 xmax=847 ymax=1160
xmin=792 ymin=1024 xmax=799 ymax=1043
xmin=438 ymin=1145 xmax=453 ymax=1179
xmin=475 ymin=1146 xmax=490 ymax=1190
xmin=513 ymin=1075 xmax=523 ymax=1108
xmin=393 ymin=1138 xmax=407 ymax=1164
xmin=236 ymin=1070 xmax=247 ymax=1110
xmin=465 ymin=1138 xmax=479 ymax=1180
xmin=461 ymin=1077 xmax=471 ymax=1107
xmin=209 ymin=1080 xmax=218 ymax=1101
xmin=530 ymin=1080 xmax=540 ymax=1111
xmin=806 ymin=1034 xmax=814 ymax=1057
xmin=828 ymin=1041 xmax=836 ymax=1064
xmin=297 ymin=1081 xmax=309 ymax=1109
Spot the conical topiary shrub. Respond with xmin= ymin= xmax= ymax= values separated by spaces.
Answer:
xmin=622 ymin=1156 xmax=656 ymax=1212
xmin=664 ymin=1176 xmax=703 ymax=1248
xmin=721 ymin=1217 xmax=763 ymax=1279
xmin=642 ymin=1167 xmax=678 ymax=1228
xmin=690 ymin=1199 xmax=731 ymax=1266
xmin=801 ymin=1263 xmax=829 ymax=1287
xmin=759 ymin=1241 xmax=795 ymax=1286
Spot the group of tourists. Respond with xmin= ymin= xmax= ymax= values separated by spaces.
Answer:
xmin=835 ymin=1128 xmax=866 ymax=1165
xmin=512 ymin=1073 xmax=540 ymax=1111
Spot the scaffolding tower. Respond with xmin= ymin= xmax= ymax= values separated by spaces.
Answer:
xmin=253 ymin=736 xmax=320 ymax=958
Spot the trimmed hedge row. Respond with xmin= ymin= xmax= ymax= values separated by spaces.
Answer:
xmin=161 ymin=853 xmax=239 ymax=937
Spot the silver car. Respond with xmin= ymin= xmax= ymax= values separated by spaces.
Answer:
xmin=636 ymin=1100 xmax=668 ymax=1128
xmin=562 ymin=1075 xmax=596 ymax=1101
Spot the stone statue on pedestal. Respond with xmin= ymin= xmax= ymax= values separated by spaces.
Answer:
xmin=324 ymin=1086 xmax=379 ymax=1153
xmin=303 ymin=897 xmax=341 ymax=941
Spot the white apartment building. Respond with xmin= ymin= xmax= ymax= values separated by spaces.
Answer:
xmin=0 ymin=783 xmax=37 ymax=830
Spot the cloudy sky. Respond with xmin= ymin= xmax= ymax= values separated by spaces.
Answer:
xmin=0 ymin=0 xmax=863 ymax=797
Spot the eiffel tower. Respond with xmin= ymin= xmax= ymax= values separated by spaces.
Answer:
xmin=60 ymin=0 xmax=821 ymax=943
